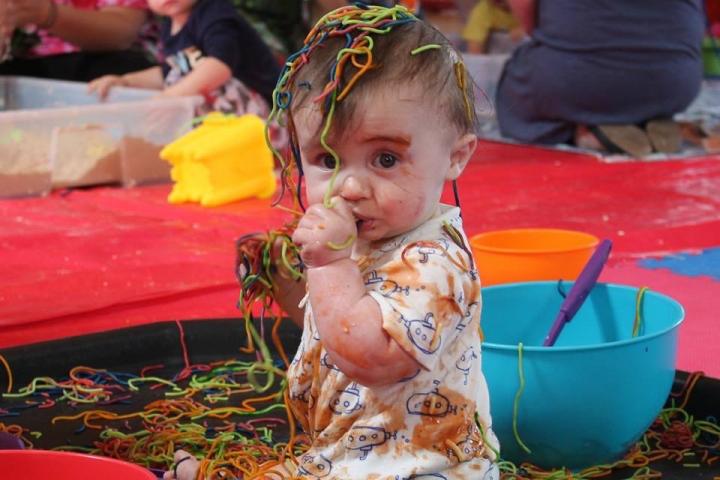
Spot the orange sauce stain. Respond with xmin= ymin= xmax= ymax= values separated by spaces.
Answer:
xmin=410 ymin=387 xmax=475 ymax=458
xmin=371 ymin=399 xmax=409 ymax=457
xmin=382 ymin=259 xmax=421 ymax=285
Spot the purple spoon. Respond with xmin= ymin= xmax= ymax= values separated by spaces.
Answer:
xmin=542 ymin=239 xmax=613 ymax=347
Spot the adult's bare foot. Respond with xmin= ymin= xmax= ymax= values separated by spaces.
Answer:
xmin=574 ymin=124 xmax=605 ymax=151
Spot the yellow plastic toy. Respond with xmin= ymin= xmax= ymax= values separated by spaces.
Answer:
xmin=160 ymin=113 xmax=276 ymax=207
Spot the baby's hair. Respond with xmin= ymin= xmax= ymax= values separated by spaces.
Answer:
xmin=266 ymin=4 xmax=478 ymax=209
xmin=235 ymin=4 xmax=478 ymax=319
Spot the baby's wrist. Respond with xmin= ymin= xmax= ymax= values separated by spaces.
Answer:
xmin=305 ymin=254 xmax=353 ymax=270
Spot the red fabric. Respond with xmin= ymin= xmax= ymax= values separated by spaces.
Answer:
xmin=707 ymin=0 xmax=720 ymax=26
xmin=27 ymin=0 xmax=149 ymax=57
xmin=460 ymin=141 xmax=720 ymax=258
xmin=1 ymin=140 xmax=719 ymax=375
xmin=420 ymin=0 xmax=456 ymax=12
xmin=0 ymin=187 xmax=287 ymax=337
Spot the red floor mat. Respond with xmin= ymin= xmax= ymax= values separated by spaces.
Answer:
xmin=601 ymin=260 xmax=720 ymax=376
xmin=1 ymin=141 xmax=718 ymax=374
xmin=462 ymin=141 xmax=720 ymax=257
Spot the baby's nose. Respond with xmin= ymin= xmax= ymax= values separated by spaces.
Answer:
xmin=338 ymin=174 xmax=368 ymax=201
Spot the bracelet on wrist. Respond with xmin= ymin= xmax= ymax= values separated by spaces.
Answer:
xmin=38 ymin=0 xmax=58 ymax=30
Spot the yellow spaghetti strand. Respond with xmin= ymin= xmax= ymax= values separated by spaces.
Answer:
xmin=327 ymin=233 xmax=357 ymax=251
xmin=632 ymin=286 xmax=648 ymax=337
xmin=240 ymin=312 xmax=257 ymax=354
xmin=454 ymin=61 xmax=474 ymax=123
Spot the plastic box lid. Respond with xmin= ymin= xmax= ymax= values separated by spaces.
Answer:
xmin=0 ymin=76 xmax=202 ymax=198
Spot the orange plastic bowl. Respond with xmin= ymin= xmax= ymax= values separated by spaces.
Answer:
xmin=470 ymin=228 xmax=599 ymax=286
xmin=0 ymin=450 xmax=156 ymax=480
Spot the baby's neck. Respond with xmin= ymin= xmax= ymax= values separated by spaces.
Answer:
xmin=169 ymin=11 xmax=192 ymax=34
xmin=351 ymin=238 xmax=371 ymax=259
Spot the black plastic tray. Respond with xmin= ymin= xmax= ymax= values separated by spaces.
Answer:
xmin=1 ymin=319 xmax=718 ymax=479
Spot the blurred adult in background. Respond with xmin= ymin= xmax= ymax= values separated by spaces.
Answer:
xmin=231 ymin=0 xmax=307 ymax=57
xmin=230 ymin=0 xmax=422 ymax=60
xmin=495 ymin=0 xmax=704 ymax=157
xmin=0 ymin=0 xmax=157 ymax=81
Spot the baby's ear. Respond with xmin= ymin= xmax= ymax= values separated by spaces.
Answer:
xmin=446 ymin=133 xmax=477 ymax=181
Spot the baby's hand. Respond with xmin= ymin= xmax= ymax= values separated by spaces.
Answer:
xmin=292 ymin=196 xmax=357 ymax=268
xmin=87 ymin=74 xmax=125 ymax=101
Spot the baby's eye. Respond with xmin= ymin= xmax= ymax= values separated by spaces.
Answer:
xmin=320 ymin=154 xmax=338 ymax=170
xmin=375 ymin=152 xmax=398 ymax=169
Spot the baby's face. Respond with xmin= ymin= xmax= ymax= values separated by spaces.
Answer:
xmin=148 ymin=0 xmax=194 ymax=18
xmin=295 ymin=84 xmax=466 ymax=243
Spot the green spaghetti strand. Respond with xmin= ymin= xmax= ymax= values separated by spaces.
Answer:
xmin=632 ymin=286 xmax=648 ymax=337
xmin=513 ymin=342 xmax=532 ymax=454
xmin=245 ymin=319 xmax=285 ymax=393
xmin=280 ymin=239 xmax=304 ymax=279
xmin=410 ymin=43 xmax=442 ymax=55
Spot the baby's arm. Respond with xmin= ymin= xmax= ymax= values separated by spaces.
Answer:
xmin=87 ymin=66 xmax=163 ymax=99
xmin=270 ymin=240 xmax=306 ymax=328
xmin=162 ymin=57 xmax=231 ymax=97
xmin=292 ymin=198 xmax=421 ymax=386
xmin=121 ymin=66 xmax=165 ymax=89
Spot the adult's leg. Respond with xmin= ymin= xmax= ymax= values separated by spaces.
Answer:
xmin=73 ymin=50 xmax=157 ymax=81
xmin=0 ymin=53 xmax=83 ymax=80
xmin=495 ymin=42 xmax=576 ymax=145
xmin=495 ymin=43 xmax=703 ymax=146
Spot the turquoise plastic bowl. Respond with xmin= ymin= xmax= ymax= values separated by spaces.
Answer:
xmin=481 ymin=282 xmax=684 ymax=469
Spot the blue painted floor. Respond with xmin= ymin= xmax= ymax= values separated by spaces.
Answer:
xmin=640 ymin=247 xmax=720 ymax=280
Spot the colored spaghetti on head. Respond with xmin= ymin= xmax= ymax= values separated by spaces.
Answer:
xmin=265 ymin=4 xmax=419 ymax=209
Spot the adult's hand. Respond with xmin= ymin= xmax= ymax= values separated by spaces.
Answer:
xmin=0 ymin=0 xmax=15 ymax=58
xmin=2 ymin=0 xmax=53 ymax=29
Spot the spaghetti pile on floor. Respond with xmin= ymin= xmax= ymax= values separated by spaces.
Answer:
xmin=0 ymin=319 xmax=310 ymax=479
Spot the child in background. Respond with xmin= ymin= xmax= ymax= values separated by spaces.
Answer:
xmin=462 ymin=0 xmax=522 ymax=54
xmin=88 ymin=0 xmax=280 ymax=116
xmin=167 ymin=5 xmax=499 ymax=479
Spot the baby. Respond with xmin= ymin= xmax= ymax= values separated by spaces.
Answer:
xmin=167 ymin=5 xmax=499 ymax=479
xmin=88 ymin=0 xmax=279 ymax=116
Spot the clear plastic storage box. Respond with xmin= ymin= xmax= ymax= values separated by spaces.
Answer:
xmin=0 ymin=76 xmax=201 ymax=198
